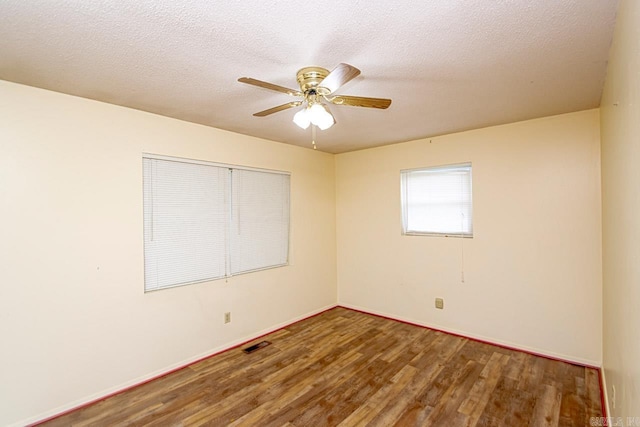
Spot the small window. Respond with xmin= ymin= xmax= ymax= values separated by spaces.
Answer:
xmin=143 ymin=155 xmax=290 ymax=292
xmin=401 ymin=163 xmax=473 ymax=237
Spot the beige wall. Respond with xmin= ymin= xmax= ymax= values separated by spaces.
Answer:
xmin=336 ymin=110 xmax=602 ymax=365
xmin=0 ymin=79 xmax=609 ymax=425
xmin=0 ymin=81 xmax=337 ymax=426
xmin=600 ymin=0 xmax=640 ymax=419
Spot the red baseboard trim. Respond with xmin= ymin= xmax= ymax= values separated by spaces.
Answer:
xmin=30 ymin=305 xmax=338 ymax=426
xmin=338 ymin=305 xmax=607 ymax=416
xmin=32 ymin=304 xmax=607 ymax=424
xmin=598 ymin=367 xmax=608 ymax=419
xmin=338 ymin=305 xmax=600 ymax=369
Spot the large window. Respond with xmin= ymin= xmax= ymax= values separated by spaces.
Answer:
xmin=400 ymin=163 xmax=473 ymax=237
xmin=143 ymin=155 xmax=290 ymax=292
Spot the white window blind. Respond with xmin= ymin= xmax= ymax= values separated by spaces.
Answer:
xmin=230 ymin=169 xmax=290 ymax=275
xmin=401 ymin=163 xmax=473 ymax=237
xmin=143 ymin=156 xmax=290 ymax=292
xmin=143 ymin=158 xmax=229 ymax=291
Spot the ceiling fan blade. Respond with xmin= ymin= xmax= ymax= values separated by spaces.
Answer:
xmin=238 ymin=77 xmax=302 ymax=97
xmin=318 ymin=63 xmax=361 ymax=94
xmin=329 ymin=95 xmax=392 ymax=109
xmin=253 ymin=101 xmax=303 ymax=117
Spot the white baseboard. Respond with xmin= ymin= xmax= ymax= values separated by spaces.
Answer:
xmin=16 ymin=303 xmax=337 ymax=427
xmin=338 ymin=302 xmax=602 ymax=368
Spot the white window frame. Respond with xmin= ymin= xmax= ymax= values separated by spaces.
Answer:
xmin=142 ymin=153 xmax=291 ymax=292
xmin=400 ymin=162 xmax=473 ymax=238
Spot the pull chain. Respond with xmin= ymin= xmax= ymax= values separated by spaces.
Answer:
xmin=312 ymin=125 xmax=317 ymax=150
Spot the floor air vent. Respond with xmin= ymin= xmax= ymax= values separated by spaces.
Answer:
xmin=243 ymin=341 xmax=271 ymax=354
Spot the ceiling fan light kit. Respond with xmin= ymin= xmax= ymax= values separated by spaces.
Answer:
xmin=238 ymin=63 xmax=391 ymax=148
xmin=293 ymin=103 xmax=335 ymax=130
xmin=292 ymin=108 xmax=311 ymax=129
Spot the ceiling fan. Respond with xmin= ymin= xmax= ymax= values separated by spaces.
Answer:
xmin=238 ymin=63 xmax=391 ymax=135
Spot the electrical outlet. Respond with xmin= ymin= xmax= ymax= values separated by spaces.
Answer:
xmin=435 ymin=298 xmax=444 ymax=309
xmin=224 ymin=312 xmax=231 ymax=324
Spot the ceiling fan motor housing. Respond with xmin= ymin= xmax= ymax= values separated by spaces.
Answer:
xmin=296 ymin=67 xmax=330 ymax=94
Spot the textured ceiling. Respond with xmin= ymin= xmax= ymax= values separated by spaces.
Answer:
xmin=0 ymin=1 xmax=619 ymax=153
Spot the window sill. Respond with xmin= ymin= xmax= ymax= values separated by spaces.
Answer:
xmin=402 ymin=231 xmax=473 ymax=238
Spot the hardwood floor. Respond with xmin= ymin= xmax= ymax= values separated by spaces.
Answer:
xmin=41 ymin=307 xmax=602 ymax=426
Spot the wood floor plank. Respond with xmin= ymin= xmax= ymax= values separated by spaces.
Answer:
xmin=458 ymin=351 xmax=511 ymax=426
xmin=421 ymin=359 xmax=483 ymax=425
xmin=336 ymin=364 xmax=417 ymax=426
xmin=585 ymin=367 xmax=604 ymax=424
xmin=40 ymin=307 xmax=602 ymax=427
xmin=532 ymin=383 xmax=563 ymax=426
